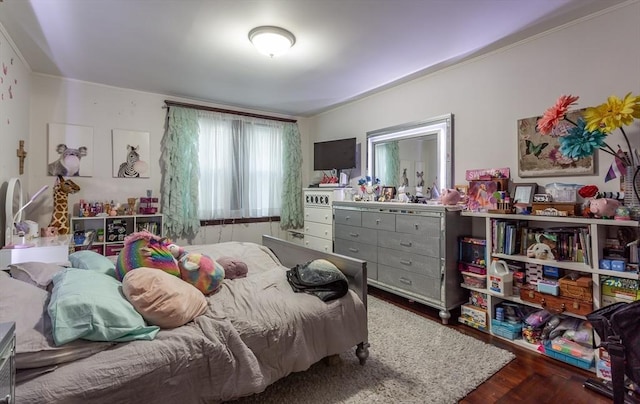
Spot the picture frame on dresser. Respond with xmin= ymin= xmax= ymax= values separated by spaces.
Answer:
xmin=512 ymin=183 xmax=537 ymax=206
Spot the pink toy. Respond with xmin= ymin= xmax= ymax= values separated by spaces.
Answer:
xmin=440 ymin=188 xmax=461 ymax=205
xmin=589 ymin=198 xmax=620 ymax=218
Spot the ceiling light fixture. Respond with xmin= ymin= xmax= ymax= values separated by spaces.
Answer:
xmin=248 ymin=26 xmax=296 ymax=58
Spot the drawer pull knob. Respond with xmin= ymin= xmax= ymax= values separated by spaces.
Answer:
xmin=414 ymin=224 xmax=419 ymax=230
xmin=376 ymin=219 xmax=381 ymax=224
xmin=400 ymin=241 xmax=412 ymax=247
xmin=399 ymin=277 xmax=412 ymax=285
xmin=400 ymin=259 xmax=412 ymax=266
xmin=345 ymin=216 xmax=350 ymax=220
xmin=349 ymin=233 xmax=359 ymax=237
xmin=349 ymin=247 xmax=359 ymax=252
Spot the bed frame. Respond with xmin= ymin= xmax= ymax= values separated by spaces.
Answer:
xmin=262 ymin=235 xmax=370 ymax=364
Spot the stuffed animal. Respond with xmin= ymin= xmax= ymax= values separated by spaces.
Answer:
xmin=526 ymin=243 xmax=555 ymax=260
xmin=115 ymin=231 xmax=179 ymax=281
xmin=178 ymin=253 xmax=224 ymax=295
xmin=441 ymin=188 xmax=461 ymax=205
xmin=589 ymin=198 xmax=620 ymax=219
xmin=217 ymin=256 xmax=248 ymax=279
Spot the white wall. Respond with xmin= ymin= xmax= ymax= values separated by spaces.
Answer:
xmin=26 ymin=75 xmax=298 ymax=243
xmin=306 ymin=2 xmax=640 ymax=193
xmin=0 ymin=24 xmax=31 ymax=245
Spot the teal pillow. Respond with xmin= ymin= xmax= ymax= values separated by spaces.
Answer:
xmin=48 ymin=268 xmax=159 ymax=345
xmin=69 ymin=250 xmax=116 ymax=278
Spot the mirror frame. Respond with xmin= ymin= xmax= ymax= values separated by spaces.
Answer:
xmin=366 ymin=114 xmax=453 ymax=192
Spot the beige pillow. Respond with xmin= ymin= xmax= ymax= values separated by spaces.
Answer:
xmin=0 ymin=276 xmax=113 ymax=369
xmin=122 ymin=267 xmax=207 ymax=329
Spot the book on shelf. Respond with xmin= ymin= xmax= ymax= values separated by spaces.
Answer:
xmin=492 ymin=219 xmax=590 ymax=264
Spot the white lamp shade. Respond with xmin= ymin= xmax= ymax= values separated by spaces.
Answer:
xmin=249 ymin=26 xmax=295 ymax=57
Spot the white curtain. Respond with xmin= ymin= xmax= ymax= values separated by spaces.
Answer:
xmin=198 ymin=110 xmax=283 ymax=219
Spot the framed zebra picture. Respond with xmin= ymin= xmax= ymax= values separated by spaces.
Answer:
xmin=112 ymin=129 xmax=150 ymax=178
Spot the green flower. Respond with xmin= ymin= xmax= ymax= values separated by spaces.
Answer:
xmin=558 ymin=119 xmax=607 ymax=160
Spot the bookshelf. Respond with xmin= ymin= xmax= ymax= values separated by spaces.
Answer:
xmin=460 ymin=211 xmax=639 ymax=372
xmin=70 ymin=214 xmax=163 ymax=257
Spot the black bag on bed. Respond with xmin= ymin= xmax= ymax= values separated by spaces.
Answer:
xmin=286 ymin=259 xmax=349 ymax=302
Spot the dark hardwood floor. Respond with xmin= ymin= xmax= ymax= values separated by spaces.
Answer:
xmin=368 ymin=287 xmax=612 ymax=404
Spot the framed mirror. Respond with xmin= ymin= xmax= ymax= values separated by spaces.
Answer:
xmin=366 ymin=114 xmax=453 ymax=196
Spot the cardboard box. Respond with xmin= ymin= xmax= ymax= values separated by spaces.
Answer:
xmin=460 ymin=304 xmax=487 ymax=329
xmin=601 ymin=276 xmax=640 ymax=301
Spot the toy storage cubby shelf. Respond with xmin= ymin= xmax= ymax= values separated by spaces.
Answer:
xmin=70 ymin=214 xmax=163 ymax=256
xmin=460 ymin=211 xmax=639 ymax=371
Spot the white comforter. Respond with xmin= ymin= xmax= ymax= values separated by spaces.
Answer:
xmin=17 ymin=242 xmax=367 ymax=403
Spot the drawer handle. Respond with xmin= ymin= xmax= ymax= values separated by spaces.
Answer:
xmin=349 ymin=233 xmax=359 ymax=237
xmin=399 ymin=277 xmax=412 ymax=285
xmin=349 ymin=247 xmax=359 ymax=253
xmin=376 ymin=218 xmax=381 ymax=224
xmin=414 ymin=224 xmax=419 ymax=230
xmin=400 ymin=241 xmax=412 ymax=247
xmin=400 ymin=259 xmax=412 ymax=266
xmin=345 ymin=216 xmax=350 ymax=221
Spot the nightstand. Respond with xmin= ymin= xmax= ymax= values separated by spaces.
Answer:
xmin=0 ymin=322 xmax=15 ymax=404
xmin=0 ymin=235 xmax=70 ymax=268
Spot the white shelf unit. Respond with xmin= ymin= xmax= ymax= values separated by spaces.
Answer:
xmin=460 ymin=211 xmax=639 ymax=369
xmin=70 ymin=214 xmax=163 ymax=257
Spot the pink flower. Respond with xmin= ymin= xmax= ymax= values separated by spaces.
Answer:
xmin=537 ymin=95 xmax=579 ymax=135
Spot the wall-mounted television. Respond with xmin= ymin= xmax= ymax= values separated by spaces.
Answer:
xmin=313 ymin=137 xmax=357 ymax=171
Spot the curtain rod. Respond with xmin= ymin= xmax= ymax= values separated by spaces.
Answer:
xmin=164 ymin=100 xmax=297 ymax=123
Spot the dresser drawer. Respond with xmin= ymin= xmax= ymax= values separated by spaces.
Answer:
xmin=334 ymin=239 xmax=378 ymax=263
xmin=305 ymin=206 xmax=332 ymax=225
xmin=377 ymin=247 xmax=441 ymax=278
xmin=334 ymin=224 xmax=377 ymax=245
xmin=362 ymin=211 xmax=395 ymax=231
xmin=377 ymin=229 xmax=440 ymax=258
xmin=334 ymin=208 xmax=362 ymax=226
xmin=395 ymin=214 xmax=441 ymax=237
xmin=304 ymin=222 xmax=332 ymax=240
xmin=303 ymin=234 xmax=333 ymax=253
xmin=378 ymin=264 xmax=441 ymax=301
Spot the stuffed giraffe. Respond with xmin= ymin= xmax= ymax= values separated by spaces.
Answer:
xmin=49 ymin=175 xmax=80 ymax=235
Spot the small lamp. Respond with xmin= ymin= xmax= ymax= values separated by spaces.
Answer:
xmin=248 ymin=26 xmax=296 ymax=58
xmin=5 ymin=185 xmax=48 ymax=248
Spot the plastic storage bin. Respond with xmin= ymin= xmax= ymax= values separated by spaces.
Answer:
xmin=461 ymin=271 xmax=487 ymax=289
xmin=544 ymin=338 xmax=594 ymax=370
xmin=491 ymin=319 xmax=523 ymax=340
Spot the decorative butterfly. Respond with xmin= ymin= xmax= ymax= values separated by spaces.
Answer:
xmin=525 ymin=140 xmax=549 ymax=157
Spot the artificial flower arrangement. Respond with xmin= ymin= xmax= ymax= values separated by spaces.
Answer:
xmin=537 ymin=93 xmax=640 ymax=181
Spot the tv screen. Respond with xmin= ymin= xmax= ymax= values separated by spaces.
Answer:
xmin=313 ymin=138 xmax=356 ymax=171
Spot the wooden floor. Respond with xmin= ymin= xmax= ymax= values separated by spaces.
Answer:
xmin=368 ymin=287 xmax=612 ymax=404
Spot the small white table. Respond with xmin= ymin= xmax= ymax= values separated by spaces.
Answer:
xmin=0 ymin=235 xmax=70 ymax=268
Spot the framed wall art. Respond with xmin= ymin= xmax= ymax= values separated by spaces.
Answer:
xmin=47 ymin=123 xmax=94 ymax=177
xmin=517 ymin=109 xmax=595 ymax=177
xmin=112 ymin=129 xmax=150 ymax=178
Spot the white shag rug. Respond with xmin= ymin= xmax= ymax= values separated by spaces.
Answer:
xmin=230 ymin=296 xmax=515 ymax=404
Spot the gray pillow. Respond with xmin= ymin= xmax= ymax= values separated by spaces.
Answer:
xmin=9 ymin=262 xmax=66 ymax=290
xmin=0 ymin=276 xmax=113 ymax=369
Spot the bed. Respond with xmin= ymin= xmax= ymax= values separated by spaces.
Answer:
xmin=3 ymin=235 xmax=369 ymax=403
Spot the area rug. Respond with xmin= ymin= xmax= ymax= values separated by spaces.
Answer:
xmin=231 ymin=296 xmax=515 ymax=403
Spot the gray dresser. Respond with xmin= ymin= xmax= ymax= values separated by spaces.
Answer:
xmin=333 ymin=201 xmax=470 ymax=323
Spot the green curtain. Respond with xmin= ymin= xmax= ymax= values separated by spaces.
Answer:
xmin=160 ymin=106 xmax=201 ymax=240
xmin=376 ymin=141 xmax=400 ymax=186
xmin=280 ymin=122 xmax=304 ymax=230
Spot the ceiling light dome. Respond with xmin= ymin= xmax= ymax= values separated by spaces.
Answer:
xmin=248 ymin=26 xmax=296 ymax=58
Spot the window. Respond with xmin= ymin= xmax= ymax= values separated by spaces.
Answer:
xmin=197 ymin=110 xmax=284 ymax=220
